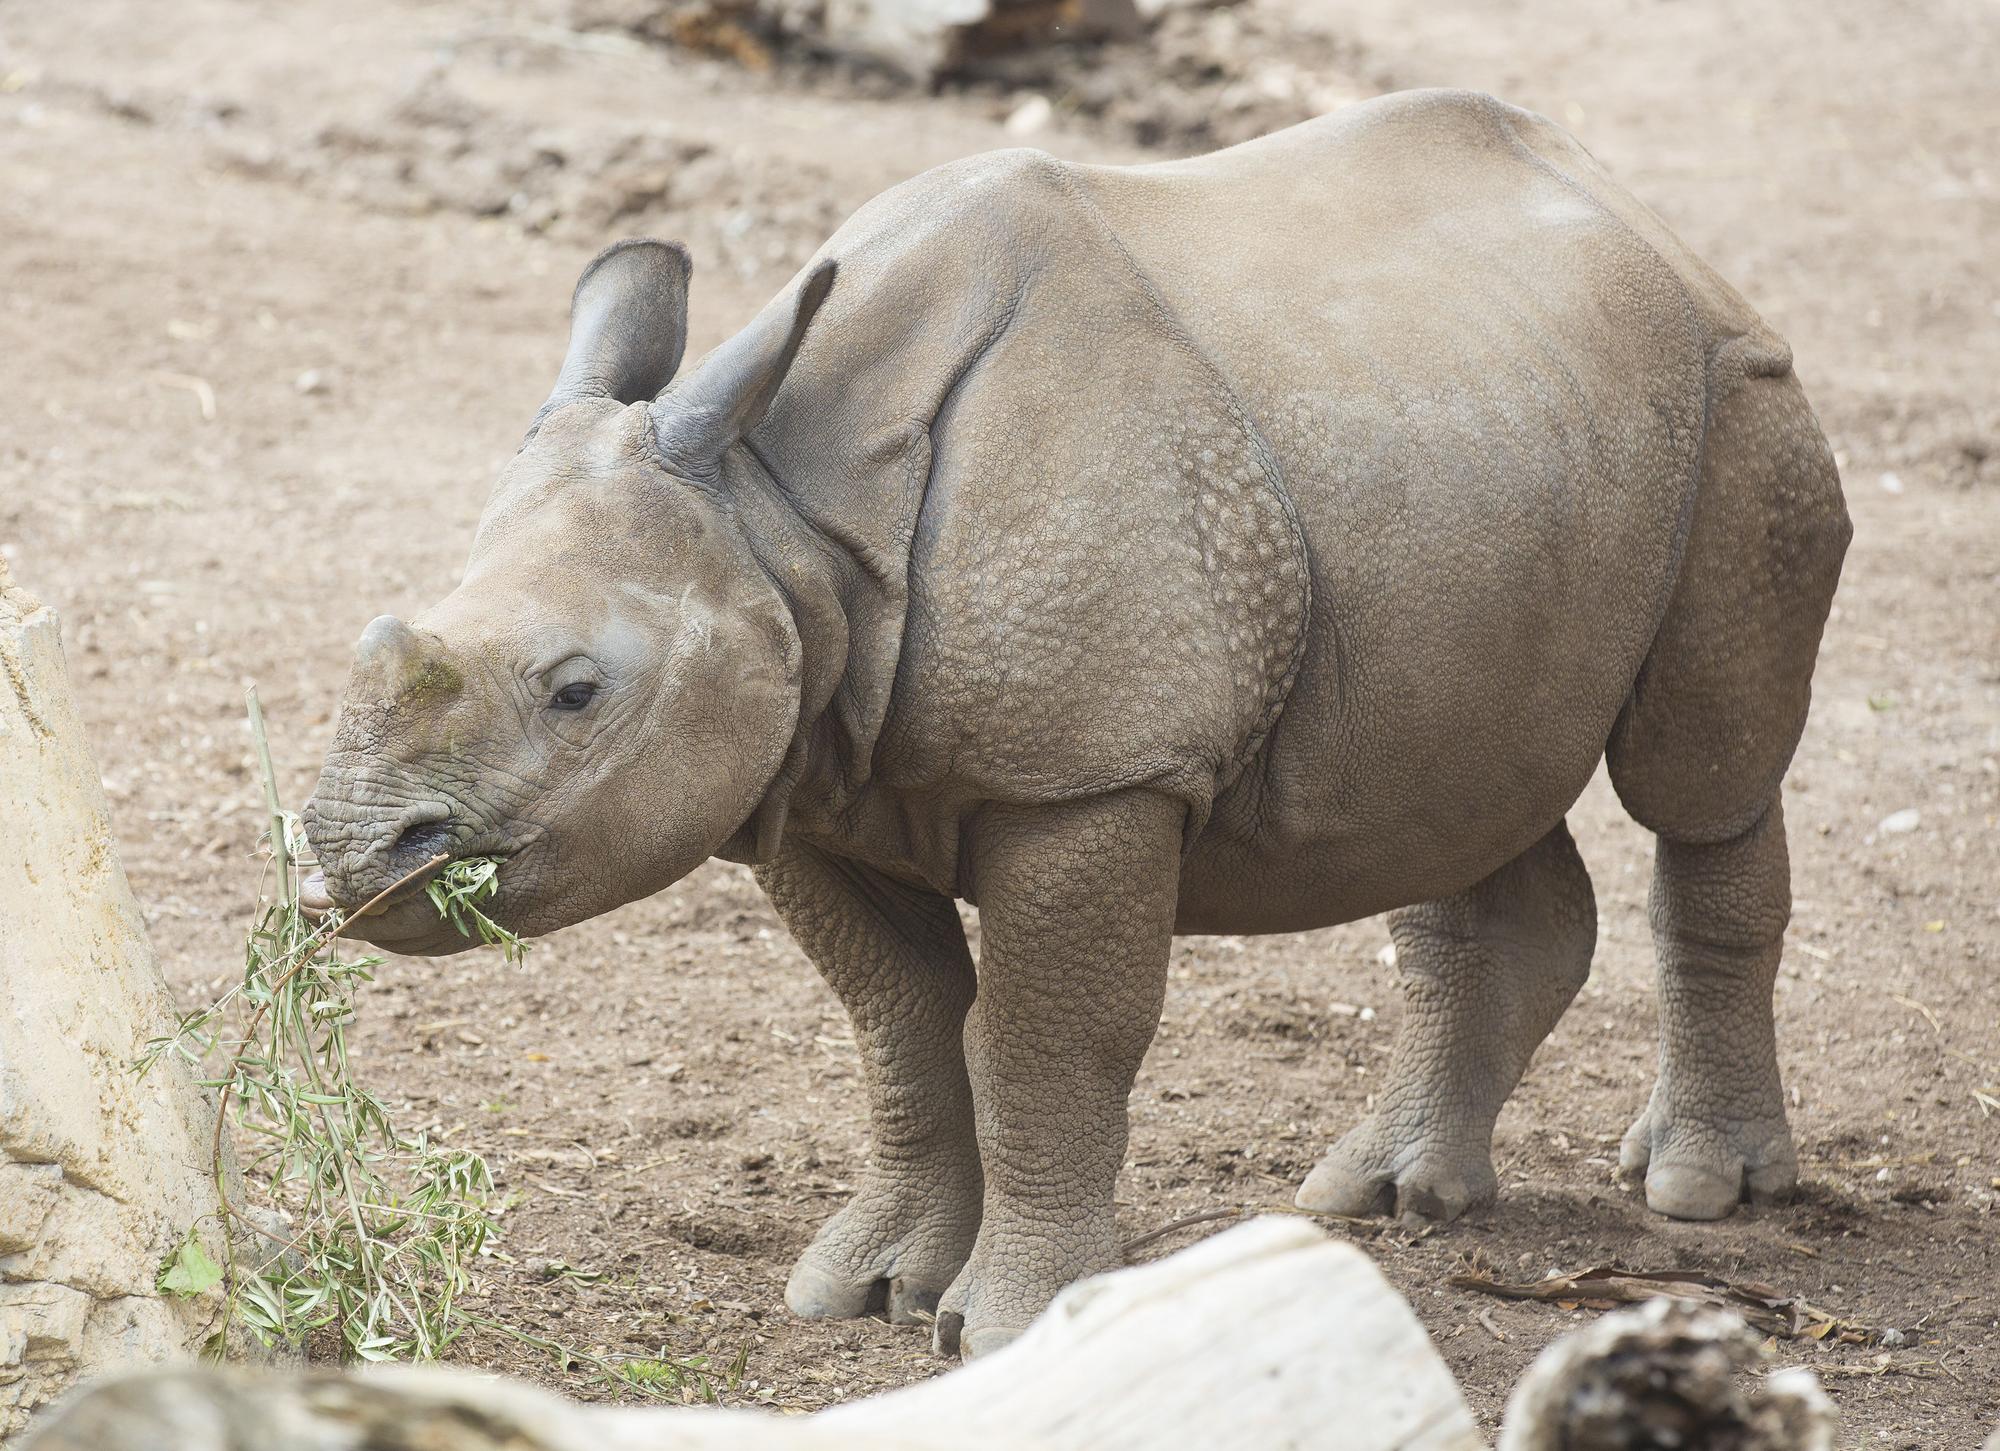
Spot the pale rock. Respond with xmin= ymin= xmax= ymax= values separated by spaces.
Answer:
xmin=1 ymin=559 xmax=233 ymax=1443
xmin=0 ymin=1166 xmax=60 ymax=1256
xmin=1004 ymin=94 xmax=1053 ymax=135
xmin=1 ymin=1285 xmax=90 ymax=1361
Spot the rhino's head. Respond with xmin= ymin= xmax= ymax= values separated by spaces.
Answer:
xmin=300 ymin=240 xmax=835 ymax=953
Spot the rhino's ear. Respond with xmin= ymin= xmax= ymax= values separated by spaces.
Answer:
xmin=525 ymin=238 xmax=691 ymax=443
xmin=650 ymin=260 xmax=836 ymax=475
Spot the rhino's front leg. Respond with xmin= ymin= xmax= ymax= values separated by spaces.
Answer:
xmin=755 ymin=845 xmax=983 ymax=1325
xmin=934 ymin=790 xmax=1181 ymax=1359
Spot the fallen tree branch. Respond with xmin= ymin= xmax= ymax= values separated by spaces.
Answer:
xmin=1453 ymin=1262 xmax=1880 ymax=1343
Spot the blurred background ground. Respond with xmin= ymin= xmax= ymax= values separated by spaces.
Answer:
xmin=1 ymin=0 xmax=1995 ymax=1443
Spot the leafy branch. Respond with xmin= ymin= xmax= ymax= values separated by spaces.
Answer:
xmin=138 ymin=690 xmax=517 ymax=1363
xmin=426 ymin=857 xmax=526 ymax=966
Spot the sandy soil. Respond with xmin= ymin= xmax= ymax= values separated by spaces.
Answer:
xmin=3 ymin=0 xmax=1996 ymax=1442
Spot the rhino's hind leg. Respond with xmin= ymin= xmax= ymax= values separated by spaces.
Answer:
xmin=1615 ymin=801 xmax=1797 ymax=1219
xmin=1297 ymin=821 xmax=1596 ymax=1222
xmin=1604 ymin=340 xmax=1848 ymax=1220
xmin=755 ymin=846 xmax=983 ymax=1325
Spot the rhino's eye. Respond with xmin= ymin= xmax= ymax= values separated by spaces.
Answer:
xmin=549 ymin=682 xmax=598 ymax=712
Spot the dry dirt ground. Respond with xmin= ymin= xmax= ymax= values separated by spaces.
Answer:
xmin=4 ymin=0 xmax=1997 ymax=1443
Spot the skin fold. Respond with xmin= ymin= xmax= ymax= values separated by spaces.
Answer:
xmin=301 ymin=89 xmax=1852 ymax=1359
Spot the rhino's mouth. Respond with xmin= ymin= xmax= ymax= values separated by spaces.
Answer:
xmin=298 ymin=865 xmax=437 ymax=922
xmin=295 ymin=804 xmax=547 ymax=953
xmin=297 ymin=813 xmax=482 ymax=923
xmin=296 ymin=858 xmax=479 ymax=958
xmin=298 ymin=844 xmax=460 ymax=923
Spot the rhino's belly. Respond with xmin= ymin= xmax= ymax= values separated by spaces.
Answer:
xmin=1173 ymin=423 xmax=1685 ymax=936
xmin=1173 ymin=644 xmax=1639 ymax=936
xmin=1174 ymin=692 xmax=1617 ymax=936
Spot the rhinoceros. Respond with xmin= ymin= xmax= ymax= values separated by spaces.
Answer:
xmin=301 ymin=89 xmax=1851 ymax=1357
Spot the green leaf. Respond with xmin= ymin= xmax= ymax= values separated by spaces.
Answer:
xmin=158 ymin=1235 xmax=224 ymax=1298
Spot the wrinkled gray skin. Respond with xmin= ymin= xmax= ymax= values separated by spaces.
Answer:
xmin=302 ymin=91 xmax=1851 ymax=1359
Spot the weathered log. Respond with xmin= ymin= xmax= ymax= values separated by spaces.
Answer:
xmin=26 ymin=1365 xmax=995 ymax=1451
xmin=826 ymin=1216 xmax=1482 ymax=1450
xmin=0 ymin=562 xmax=231 ymax=1442
xmin=1496 ymin=1296 xmax=1837 ymax=1451
xmin=27 ymin=1217 xmax=1484 ymax=1450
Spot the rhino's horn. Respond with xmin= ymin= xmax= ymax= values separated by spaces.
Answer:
xmin=356 ymin=614 xmax=421 ymax=674
xmin=525 ymin=238 xmax=691 ymax=442
xmin=650 ymin=259 xmax=836 ymax=477
xmin=353 ymin=614 xmax=459 ymax=705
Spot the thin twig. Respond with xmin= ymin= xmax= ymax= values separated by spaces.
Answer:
xmin=149 ymin=370 xmax=218 ymax=421
xmin=1889 ymin=994 xmax=1941 ymax=1035
xmin=245 ymin=688 xmax=292 ymax=908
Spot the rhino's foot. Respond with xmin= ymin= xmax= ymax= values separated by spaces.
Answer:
xmin=930 ymin=1212 xmax=1120 ymax=1360
xmin=1297 ymin=823 xmax=1593 ymax=1225
xmin=1618 ymin=1087 xmax=1797 ymax=1220
xmin=1295 ymin=1118 xmax=1499 ymax=1223
xmin=785 ymin=1181 xmax=980 ymax=1326
xmin=931 ymin=1310 xmax=1023 ymax=1362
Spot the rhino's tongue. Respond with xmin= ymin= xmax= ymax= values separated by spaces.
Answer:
xmin=297 ymin=869 xmax=389 ymax=919
xmin=298 ymin=870 xmax=336 ymax=917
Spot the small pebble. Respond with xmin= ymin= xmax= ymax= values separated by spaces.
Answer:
xmin=294 ymin=368 xmax=329 ymax=395
xmin=1006 ymin=94 xmax=1053 ymax=135
xmin=1878 ymin=808 xmax=1921 ymax=834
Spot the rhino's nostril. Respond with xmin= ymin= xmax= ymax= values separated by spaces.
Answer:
xmin=392 ymin=820 xmax=455 ymax=864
